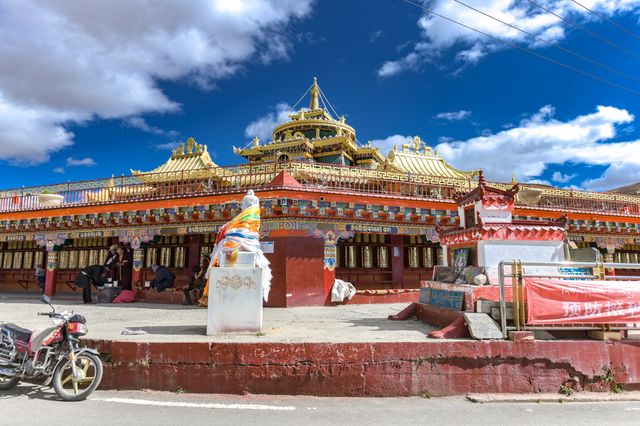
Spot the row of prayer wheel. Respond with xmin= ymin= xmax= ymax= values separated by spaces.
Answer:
xmin=2 ymin=241 xmax=38 ymax=250
xmin=57 ymin=249 xmax=109 ymax=269
xmin=340 ymin=246 xmax=438 ymax=269
xmin=613 ymin=252 xmax=640 ymax=264
xmin=144 ymin=247 xmax=187 ymax=268
xmin=0 ymin=251 xmax=44 ymax=270
xmin=67 ymin=238 xmax=111 ymax=248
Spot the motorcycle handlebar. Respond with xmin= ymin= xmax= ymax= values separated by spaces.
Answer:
xmin=37 ymin=312 xmax=52 ymax=316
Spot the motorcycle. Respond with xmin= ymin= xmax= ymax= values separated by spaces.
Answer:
xmin=0 ymin=295 xmax=103 ymax=401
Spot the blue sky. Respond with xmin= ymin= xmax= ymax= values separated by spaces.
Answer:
xmin=1 ymin=0 xmax=639 ymax=192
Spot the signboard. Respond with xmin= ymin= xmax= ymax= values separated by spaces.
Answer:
xmin=428 ymin=289 xmax=465 ymax=310
xmin=346 ymin=224 xmax=398 ymax=234
xmin=525 ymin=277 xmax=640 ymax=325
xmin=260 ymin=241 xmax=275 ymax=254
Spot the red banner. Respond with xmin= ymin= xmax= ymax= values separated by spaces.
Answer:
xmin=525 ymin=278 xmax=640 ymax=325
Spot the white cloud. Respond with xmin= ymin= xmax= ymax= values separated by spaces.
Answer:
xmin=245 ymin=102 xmax=292 ymax=140
xmin=370 ymin=30 xmax=384 ymax=43
xmin=155 ymin=141 xmax=182 ymax=151
xmin=0 ymin=0 xmax=313 ymax=164
xmin=378 ymin=0 xmax=640 ymax=76
xmin=434 ymin=110 xmax=471 ymax=121
xmin=53 ymin=167 xmax=65 ymax=174
xmin=551 ymin=171 xmax=576 ymax=183
xmin=124 ymin=117 xmax=179 ymax=137
xmin=66 ymin=157 xmax=97 ymax=167
xmin=434 ymin=104 xmax=640 ymax=190
xmin=369 ymin=134 xmax=413 ymax=156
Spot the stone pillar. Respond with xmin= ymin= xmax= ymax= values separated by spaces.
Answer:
xmin=44 ymin=251 xmax=58 ymax=297
xmin=391 ymin=235 xmax=405 ymax=288
xmin=132 ymin=249 xmax=144 ymax=285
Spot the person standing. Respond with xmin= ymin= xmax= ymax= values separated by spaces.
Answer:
xmin=104 ymin=244 xmax=118 ymax=280
xmin=34 ymin=265 xmax=46 ymax=293
xmin=75 ymin=265 xmax=108 ymax=304
xmin=150 ymin=264 xmax=175 ymax=293
xmin=116 ymin=246 xmax=133 ymax=290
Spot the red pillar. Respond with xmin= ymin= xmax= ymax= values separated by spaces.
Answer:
xmin=391 ymin=234 xmax=404 ymax=289
xmin=131 ymin=248 xmax=144 ymax=285
xmin=44 ymin=251 xmax=58 ymax=297
xmin=188 ymin=234 xmax=201 ymax=271
xmin=323 ymin=237 xmax=337 ymax=305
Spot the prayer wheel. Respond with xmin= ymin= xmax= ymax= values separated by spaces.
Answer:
xmin=377 ymin=246 xmax=389 ymax=268
xmin=624 ymin=252 xmax=630 ymax=263
xmin=78 ymin=251 xmax=88 ymax=269
xmin=88 ymin=249 xmax=98 ymax=266
xmin=3 ymin=252 xmax=12 ymax=269
xmin=58 ymin=251 xmax=69 ymax=269
xmin=174 ymin=247 xmax=186 ymax=268
xmin=422 ymin=247 xmax=434 ymax=268
xmin=99 ymin=249 xmax=108 ymax=265
xmin=408 ymin=247 xmax=419 ymax=268
xmin=362 ymin=233 xmax=370 ymax=243
xmin=0 ymin=253 xmax=3 ymax=269
xmin=68 ymin=251 xmax=78 ymax=269
xmin=437 ymin=248 xmax=444 ymax=266
xmin=354 ymin=233 xmax=362 ymax=243
xmin=145 ymin=248 xmax=157 ymax=268
xmin=22 ymin=251 xmax=33 ymax=269
xmin=632 ymin=252 xmax=639 ymax=263
xmin=160 ymin=247 xmax=171 ymax=266
xmin=12 ymin=252 xmax=23 ymax=269
xmin=347 ymin=245 xmax=357 ymax=268
xmin=370 ymin=234 xmax=378 ymax=244
xmin=335 ymin=246 xmax=341 ymax=268
xmin=362 ymin=246 xmax=373 ymax=268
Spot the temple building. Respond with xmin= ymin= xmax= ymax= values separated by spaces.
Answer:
xmin=1 ymin=78 xmax=639 ymax=306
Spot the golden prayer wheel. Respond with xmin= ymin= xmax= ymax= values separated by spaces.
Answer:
xmin=88 ymin=249 xmax=99 ymax=266
xmin=145 ymin=248 xmax=157 ymax=268
xmin=174 ymin=247 xmax=186 ymax=268
xmin=377 ymin=246 xmax=389 ymax=269
xmin=437 ymin=248 xmax=444 ymax=266
xmin=3 ymin=252 xmax=13 ymax=269
xmin=632 ymin=252 xmax=639 ymax=263
xmin=99 ymin=249 xmax=108 ymax=265
xmin=335 ymin=247 xmax=341 ymax=268
xmin=178 ymin=235 xmax=185 ymax=244
xmin=362 ymin=233 xmax=370 ymax=243
xmin=58 ymin=251 xmax=69 ymax=269
xmin=160 ymin=247 xmax=171 ymax=266
xmin=370 ymin=234 xmax=378 ymax=244
xmin=12 ymin=252 xmax=23 ymax=269
xmin=362 ymin=246 xmax=373 ymax=268
xmin=34 ymin=251 xmax=44 ymax=268
xmin=347 ymin=245 xmax=357 ymax=268
xmin=170 ymin=235 xmax=178 ymax=244
xmin=408 ymin=247 xmax=419 ymax=268
xmin=355 ymin=233 xmax=362 ymax=243
xmin=422 ymin=247 xmax=434 ymax=268
xmin=78 ymin=251 xmax=88 ymax=269
xmin=68 ymin=251 xmax=78 ymax=269
xmin=24 ymin=251 xmax=34 ymax=269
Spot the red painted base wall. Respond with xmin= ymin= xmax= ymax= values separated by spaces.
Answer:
xmin=88 ymin=338 xmax=640 ymax=397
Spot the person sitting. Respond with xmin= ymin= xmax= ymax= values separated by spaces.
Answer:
xmin=183 ymin=265 xmax=206 ymax=305
xmin=150 ymin=264 xmax=175 ymax=293
xmin=75 ymin=265 xmax=108 ymax=304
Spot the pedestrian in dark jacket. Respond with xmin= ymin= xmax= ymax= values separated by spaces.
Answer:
xmin=150 ymin=264 xmax=175 ymax=293
xmin=104 ymin=244 xmax=118 ymax=280
xmin=116 ymin=246 xmax=133 ymax=290
xmin=76 ymin=264 xmax=108 ymax=304
xmin=35 ymin=265 xmax=46 ymax=293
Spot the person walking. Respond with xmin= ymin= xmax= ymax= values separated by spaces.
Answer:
xmin=75 ymin=264 xmax=108 ymax=304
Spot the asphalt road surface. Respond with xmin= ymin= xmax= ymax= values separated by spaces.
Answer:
xmin=1 ymin=384 xmax=640 ymax=425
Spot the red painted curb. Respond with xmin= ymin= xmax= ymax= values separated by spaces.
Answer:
xmin=86 ymin=338 xmax=640 ymax=396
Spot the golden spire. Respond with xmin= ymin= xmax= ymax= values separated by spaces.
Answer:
xmin=309 ymin=77 xmax=319 ymax=110
xmin=511 ymin=172 xmax=517 ymax=184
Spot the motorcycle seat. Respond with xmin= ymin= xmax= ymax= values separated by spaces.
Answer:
xmin=3 ymin=323 xmax=32 ymax=343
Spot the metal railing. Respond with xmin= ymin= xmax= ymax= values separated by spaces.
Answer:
xmin=498 ymin=260 xmax=640 ymax=338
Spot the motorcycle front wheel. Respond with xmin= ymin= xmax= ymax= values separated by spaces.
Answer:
xmin=52 ymin=352 xmax=103 ymax=401
xmin=0 ymin=375 xmax=19 ymax=390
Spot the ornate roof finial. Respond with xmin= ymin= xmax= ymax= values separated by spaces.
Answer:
xmin=309 ymin=77 xmax=319 ymax=110
xmin=478 ymin=170 xmax=486 ymax=187
xmin=413 ymin=136 xmax=421 ymax=152
xmin=511 ymin=171 xmax=517 ymax=184
xmin=252 ymin=137 xmax=260 ymax=147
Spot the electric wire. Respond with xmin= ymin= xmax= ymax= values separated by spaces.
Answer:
xmin=526 ymin=0 xmax=640 ymax=60
xmin=452 ymin=0 xmax=640 ymax=84
xmin=400 ymin=0 xmax=640 ymax=96
xmin=569 ymin=0 xmax=640 ymax=41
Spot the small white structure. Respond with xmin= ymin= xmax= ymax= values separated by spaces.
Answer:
xmin=207 ymin=252 xmax=263 ymax=334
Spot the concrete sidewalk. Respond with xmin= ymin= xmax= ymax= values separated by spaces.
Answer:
xmin=0 ymin=294 xmax=435 ymax=343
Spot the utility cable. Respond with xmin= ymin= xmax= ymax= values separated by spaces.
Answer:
xmin=452 ymin=0 xmax=640 ymax=84
xmin=526 ymin=0 xmax=640 ymax=60
xmin=569 ymin=0 xmax=640 ymax=41
xmin=400 ymin=0 xmax=640 ymax=96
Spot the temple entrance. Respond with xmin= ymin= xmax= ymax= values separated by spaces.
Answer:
xmin=335 ymin=232 xmax=442 ymax=290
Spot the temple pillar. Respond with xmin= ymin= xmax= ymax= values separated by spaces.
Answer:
xmin=44 ymin=251 xmax=58 ymax=297
xmin=390 ymin=235 xmax=404 ymax=288
xmin=322 ymin=233 xmax=338 ymax=305
xmin=132 ymin=249 xmax=144 ymax=285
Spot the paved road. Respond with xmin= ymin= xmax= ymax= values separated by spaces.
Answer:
xmin=1 ymin=384 xmax=639 ymax=425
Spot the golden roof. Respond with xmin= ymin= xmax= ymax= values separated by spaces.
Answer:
xmin=132 ymin=137 xmax=228 ymax=182
xmin=382 ymin=136 xmax=477 ymax=180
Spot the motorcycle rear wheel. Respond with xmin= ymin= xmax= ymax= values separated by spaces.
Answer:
xmin=52 ymin=353 xmax=103 ymax=401
xmin=0 ymin=375 xmax=19 ymax=390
